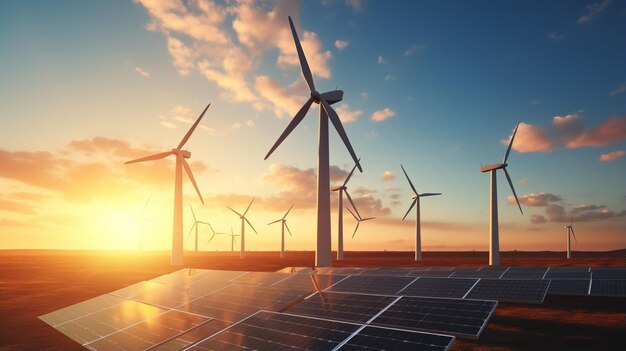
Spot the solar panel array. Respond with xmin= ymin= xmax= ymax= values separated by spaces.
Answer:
xmin=40 ymin=265 xmax=626 ymax=350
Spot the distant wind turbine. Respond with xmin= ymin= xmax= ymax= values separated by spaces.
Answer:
xmin=132 ymin=194 xmax=154 ymax=252
xmin=188 ymin=204 xmax=211 ymax=252
xmin=264 ymin=16 xmax=361 ymax=267
xmin=346 ymin=206 xmax=375 ymax=239
xmin=227 ymin=198 xmax=257 ymax=258
xmin=400 ymin=165 xmax=441 ymax=261
xmin=268 ymin=205 xmax=294 ymax=259
xmin=208 ymin=226 xmax=239 ymax=252
xmin=125 ymin=104 xmax=209 ymax=266
xmin=564 ymin=217 xmax=577 ymax=259
xmin=332 ymin=159 xmax=360 ymax=261
xmin=480 ymin=123 xmax=523 ymax=266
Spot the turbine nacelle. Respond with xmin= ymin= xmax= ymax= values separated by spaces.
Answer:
xmin=320 ymin=90 xmax=343 ymax=105
xmin=332 ymin=185 xmax=347 ymax=191
xmin=480 ymin=163 xmax=507 ymax=172
xmin=175 ymin=149 xmax=191 ymax=158
xmin=411 ymin=194 xmax=418 ymax=200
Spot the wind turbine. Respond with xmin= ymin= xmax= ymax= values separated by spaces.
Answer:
xmin=268 ymin=205 xmax=294 ymax=259
xmin=332 ymin=160 xmax=360 ymax=261
xmin=227 ymin=198 xmax=257 ymax=258
xmin=564 ymin=217 xmax=577 ymax=259
xmin=125 ymin=104 xmax=209 ymax=266
xmin=188 ymin=204 xmax=211 ymax=252
xmin=131 ymin=194 xmax=154 ymax=251
xmin=346 ymin=206 xmax=375 ymax=239
xmin=400 ymin=165 xmax=441 ymax=261
xmin=208 ymin=226 xmax=239 ymax=252
xmin=480 ymin=123 xmax=523 ymax=266
xmin=264 ymin=16 xmax=362 ymax=267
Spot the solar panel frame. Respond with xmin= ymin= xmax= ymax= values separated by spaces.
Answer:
xmin=408 ymin=270 xmax=456 ymax=278
xmin=589 ymin=279 xmax=626 ymax=297
xmin=463 ymin=279 xmax=551 ymax=304
xmin=327 ymin=275 xmax=417 ymax=295
xmin=547 ymin=279 xmax=591 ymax=296
xmin=500 ymin=267 xmax=548 ymax=280
xmin=336 ymin=325 xmax=455 ymax=351
xmin=398 ymin=277 xmax=480 ymax=299
xmin=590 ymin=268 xmax=626 ymax=280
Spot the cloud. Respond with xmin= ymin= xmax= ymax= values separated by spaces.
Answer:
xmin=530 ymin=214 xmax=547 ymax=224
xmin=371 ymin=108 xmax=396 ymax=122
xmin=246 ymin=119 xmax=255 ymax=127
xmin=578 ymin=0 xmax=612 ymax=24
xmin=574 ymin=209 xmax=626 ymax=222
xmin=377 ymin=55 xmax=386 ymax=64
xmin=518 ymin=178 xmax=529 ymax=185
xmin=610 ymin=82 xmax=626 ymax=96
xmin=599 ymin=150 xmax=626 ymax=162
xmin=134 ymin=66 xmax=150 ymax=77
xmin=384 ymin=75 xmax=396 ymax=81
xmin=381 ymin=171 xmax=395 ymax=181
xmin=403 ymin=44 xmax=425 ymax=56
xmin=508 ymin=192 xmax=562 ymax=207
xmin=335 ymin=103 xmax=363 ymax=123
xmin=546 ymin=204 xmax=568 ymax=222
xmin=334 ymin=40 xmax=349 ymax=50
xmin=501 ymin=123 xmax=556 ymax=153
xmin=508 ymin=115 xmax=626 ymax=153
xmin=537 ymin=198 xmax=626 ymax=223
xmin=0 ymin=199 xmax=37 ymax=215
xmin=160 ymin=121 xmax=177 ymax=129
xmin=572 ymin=204 xmax=607 ymax=214
xmin=166 ymin=36 xmax=195 ymax=76
xmin=254 ymin=75 xmax=305 ymax=118
xmin=345 ymin=0 xmax=363 ymax=11
xmin=547 ymin=30 xmax=565 ymax=41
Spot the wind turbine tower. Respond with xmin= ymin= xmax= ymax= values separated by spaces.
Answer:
xmin=332 ymin=160 xmax=360 ymax=261
xmin=227 ymin=198 xmax=257 ymax=258
xmin=125 ymin=104 xmax=209 ymax=265
xmin=480 ymin=123 xmax=523 ymax=266
xmin=265 ymin=17 xmax=361 ymax=267
xmin=400 ymin=165 xmax=441 ymax=261
xmin=565 ymin=218 xmax=577 ymax=259
xmin=268 ymin=205 xmax=294 ymax=258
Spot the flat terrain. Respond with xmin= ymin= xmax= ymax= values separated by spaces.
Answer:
xmin=1 ymin=250 xmax=625 ymax=350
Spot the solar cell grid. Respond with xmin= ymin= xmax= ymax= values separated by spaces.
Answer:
xmin=590 ymin=279 xmax=626 ymax=297
xmin=371 ymin=296 xmax=497 ymax=339
xmin=328 ymin=275 xmax=416 ymax=295
xmin=148 ymin=319 xmax=232 ymax=351
xmin=500 ymin=267 xmax=548 ymax=280
xmin=464 ymin=279 xmax=550 ymax=303
xmin=409 ymin=270 xmax=455 ymax=278
xmin=270 ymin=273 xmax=346 ymax=292
xmin=357 ymin=268 xmax=414 ymax=277
xmin=590 ymin=268 xmax=626 ymax=280
xmin=284 ymin=291 xmax=396 ymax=323
xmin=230 ymin=271 xmax=294 ymax=286
xmin=547 ymin=279 xmax=591 ymax=296
xmin=39 ymin=294 xmax=126 ymax=327
xmin=338 ymin=326 xmax=455 ymax=351
xmin=399 ymin=277 xmax=479 ymax=299
xmin=451 ymin=267 xmax=508 ymax=279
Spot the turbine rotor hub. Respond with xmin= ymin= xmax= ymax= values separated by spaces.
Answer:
xmin=311 ymin=90 xmax=321 ymax=102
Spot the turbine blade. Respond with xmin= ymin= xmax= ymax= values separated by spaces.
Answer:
xmin=125 ymin=151 xmax=172 ymax=164
xmin=346 ymin=206 xmax=359 ymax=221
xmin=419 ymin=193 xmax=442 ymax=197
xmin=181 ymin=157 xmax=204 ymax=204
xmin=571 ymin=227 xmax=577 ymax=243
xmin=288 ymin=16 xmax=315 ymax=92
xmin=227 ymin=206 xmax=243 ymax=217
xmin=285 ymin=222 xmax=293 ymax=236
xmin=344 ymin=190 xmax=361 ymax=219
xmin=265 ymin=97 xmax=313 ymax=160
xmin=208 ymin=233 xmax=216 ymax=243
xmin=503 ymin=168 xmax=522 ymax=214
xmin=188 ymin=223 xmax=195 ymax=236
xmin=503 ymin=123 xmax=519 ymax=164
xmin=177 ymin=103 xmax=210 ymax=150
xmin=400 ymin=164 xmax=418 ymax=195
xmin=245 ymin=217 xmax=258 ymax=234
xmin=141 ymin=194 xmax=152 ymax=216
xmin=189 ymin=204 xmax=197 ymax=221
xmin=352 ymin=222 xmax=360 ymax=238
xmin=322 ymin=99 xmax=362 ymax=172
xmin=363 ymin=217 xmax=376 ymax=221
xmin=402 ymin=199 xmax=417 ymax=220
xmin=268 ymin=219 xmax=282 ymax=225
xmin=208 ymin=223 xmax=216 ymax=235
xmin=343 ymin=159 xmax=361 ymax=186
xmin=283 ymin=204 xmax=294 ymax=219
xmin=243 ymin=198 xmax=254 ymax=216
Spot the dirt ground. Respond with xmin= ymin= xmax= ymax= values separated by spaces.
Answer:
xmin=1 ymin=250 xmax=625 ymax=351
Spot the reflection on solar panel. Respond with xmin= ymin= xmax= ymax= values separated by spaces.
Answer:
xmin=590 ymin=280 xmax=626 ymax=297
xmin=357 ymin=268 xmax=415 ymax=276
xmin=590 ymin=268 xmax=626 ymax=280
xmin=501 ymin=267 xmax=548 ymax=280
xmin=451 ymin=267 xmax=508 ymax=279
xmin=399 ymin=277 xmax=479 ymax=299
xmin=339 ymin=326 xmax=454 ymax=351
xmin=409 ymin=270 xmax=455 ymax=278
xmin=39 ymin=294 xmax=126 ymax=327
xmin=271 ymin=273 xmax=347 ymax=292
xmin=328 ymin=275 xmax=416 ymax=295
xmin=464 ymin=279 xmax=550 ymax=303
xmin=110 ymin=280 xmax=164 ymax=299
xmin=285 ymin=292 xmax=396 ymax=323
xmin=547 ymin=279 xmax=591 ymax=296
xmin=149 ymin=319 xmax=232 ymax=351
xmin=230 ymin=271 xmax=294 ymax=286
xmin=314 ymin=267 xmax=365 ymax=275
xmin=188 ymin=311 xmax=360 ymax=351
xmin=371 ymin=296 xmax=497 ymax=339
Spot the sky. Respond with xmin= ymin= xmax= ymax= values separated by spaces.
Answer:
xmin=0 ymin=0 xmax=625 ymax=252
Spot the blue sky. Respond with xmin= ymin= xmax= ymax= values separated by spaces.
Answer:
xmin=0 ymin=0 xmax=624 ymax=251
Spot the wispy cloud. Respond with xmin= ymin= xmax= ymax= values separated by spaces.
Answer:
xmin=547 ymin=30 xmax=565 ymax=41
xmin=345 ymin=0 xmax=363 ymax=11
xmin=377 ymin=55 xmax=386 ymax=64
xmin=134 ymin=66 xmax=150 ymax=77
xmin=578 ymin=0 xmax=612 ymax=24
xmin=371 ymin=108 xmax=396 ymax=122
xmin=507 ymin=192 xmax=562 ymax=207
xmin=334 ymin=40 xmax=349 ymax=50
xmin=381 ymin=171 xmax=396 ymax=181
xmin=610 ymin=82 xmax=626 ymax=96
xmin=500 ymin=123 xmax=556 ymax=152
xmin=599 ymin=150 xmax=625 ymax=162
xmin=384 ymin=75 xmax=396 ymax=81
xmin=403 ymin=44 xmax=425 ymax=56
xmin=335 ymin=103 xmax=363 ymax=123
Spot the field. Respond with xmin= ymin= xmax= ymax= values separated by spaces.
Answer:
xmin=1 ymin=250 xmax=625 ymax=350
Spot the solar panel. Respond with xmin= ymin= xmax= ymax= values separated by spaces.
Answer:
xmin=110 ymin=280 xmax=164 ymax=299
xmin=451 ymin=267 xmax=508 ymax=279
xmin=543 ymin=271 xmax=591 ymax=280
xmin=39 ymin=294 xmax=126 ymax=327
xmin=83 ymin=310 xmax=209 ymax=351
xmin=314 ymin=267 xmax=366 ymax=275
xmin=338 ymin=326 xmax=455 ymax=351
xmin=409 ymin=270 xmax=455 ymax=278
xmin=370 ymin=296 xmax=497 ymax=339
xmin=590 ymin=280 xmax=626 ymax=297
xmin=500 ymin=267 xmax=548 ymax=280
xmin=187 ymin=310 xmax=361 ymax=351
xmin=328 ymin=275 xmax=416 ymax=295
xmin=270 ymin=273 xmax=348 ymax=292
xmin=398 ymin=277 xmax=479 ymax=299
xmin=148 ymin=319 xmax=232 ymax=351
xmin=357 ymin=268 xmax=415 ymax=276
xmin=547 ymin=279 xmax=591 ymax=296
xmin=230 ymin=271 xmax=295 ymax=286
xmin=284 ymin=291 xmax=397 ymax=323
xmin=590 ymin=268 xmax=626 ymax=280
xmin=464 ymin=279 xmax=550 ymax=303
